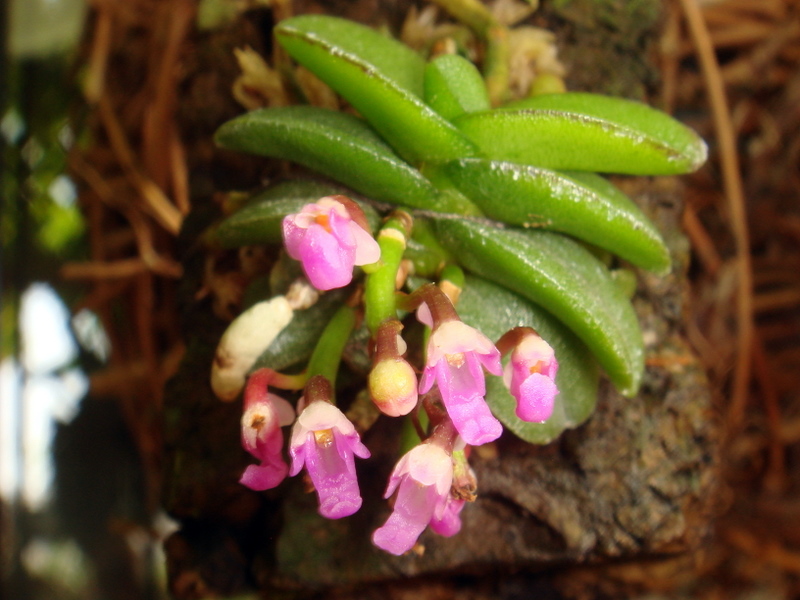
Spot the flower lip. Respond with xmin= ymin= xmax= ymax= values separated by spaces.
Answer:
xmin=372 ymin=442 xmax=456 ymax=555
xmin=501 ymin=330 xmax=559 ymax=423
xmin=289 ymin=399 xmax=371 ymax=519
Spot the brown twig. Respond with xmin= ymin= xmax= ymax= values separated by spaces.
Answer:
xmin=682 ymin=204 xmax=723 ymax=276
xmin=678 ymin=0 xmax=755 ymax=432
xmin=98 ymin=95 xmax=183 ymax=235
xmin=61 ymin=258 xmax=154 ymax=280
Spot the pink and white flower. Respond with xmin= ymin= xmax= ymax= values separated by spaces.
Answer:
xmin=282 ymin=196 xmax=380 ymax=291
xmin=419 ymin=319 xmax=503 ymax=446
xmin=372 ymin=443 xmax=455 ymax=555
xmin=239 ymin=375 xmax=296 ymax=491
xmin=289 ymin=400 xmax=371 ymax=519
xmin=503 ymin=331 xmax=559 ymax=423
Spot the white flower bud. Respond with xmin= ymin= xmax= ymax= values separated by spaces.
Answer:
xmin=211 ymin=296 xmax=293 ymax=401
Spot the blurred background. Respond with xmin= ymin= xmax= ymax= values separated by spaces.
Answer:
xmin=2 ymin=0 xmax=799 ymax=598
xmin=2 ymin=0 xmax=174 ymax=597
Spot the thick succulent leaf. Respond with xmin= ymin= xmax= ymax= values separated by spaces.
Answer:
xmin=280 ymin=14 xmax=427 ymax=97
xmin=215 ymin=106 xmax=443 ymax=209
xmin=441 ymin=159 xmax=671 ymax=274
xmin=457 ymin=276 xmax=599 ymax=444
xmin=434 ymin=217 xmax=644 ymax=396
xmin=214 ymin=180 xmax=380 ymax=248
xmin=248 ymin=179 xmax=341 ymax=201
xmin=275 ymin=15 xmax=477 ymax=163
xmin=454 ymin=93 xmax=707 ymax=175
xmin=424 ymin=54 xmax=490 ymax=121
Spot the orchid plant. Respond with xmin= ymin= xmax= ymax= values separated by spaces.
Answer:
xmin=209 ymin=13 xmax=706 ymax=556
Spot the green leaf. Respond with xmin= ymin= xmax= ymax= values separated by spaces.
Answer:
xmin=275 ymin=15 xmax=477 ymax=163
xmin=281 ymin=14 xmax=427 ymax=97
xmin=246 ymin=179 xmax=343 ymax=201
xmin=454 ymin=93 xmax=707 ymax=175
xmin=214 ymin=180 xmax=380 ymax=248
xmin=424 ymin=54 xmax=490 ymax=121
xmin=457 ymin=276 xmax=599 ymax=444
xmin=440 ymin=159 xmax=671 ymax=274
xmin=434 ymin=217 xmax=644 ymax=396
xmin=215 ymin=106 xmax=443 ymax=209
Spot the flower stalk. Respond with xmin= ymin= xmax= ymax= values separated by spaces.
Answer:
xmin=364 ymin=211 xmax=413 ymax=335
xmin=304 ymin=303 xmax=357 ymax=388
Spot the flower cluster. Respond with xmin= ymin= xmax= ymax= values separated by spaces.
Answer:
xmin=230 ymin=197 xmax=560 ymax=555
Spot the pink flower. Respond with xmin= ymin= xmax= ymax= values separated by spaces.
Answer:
xmin=239 ymin=378 xmax=296 ymax=491
xmin=503 ymin=331 xmax=559 ymax=422
xmin=289 ymin=400 xmax=371 ymax=519
xmin=282 ymin=196 xmax=380 ymax=291
xmin=372 ymin=443 xmax=454 ymax=555
xmin=419 ymin=319 xmax=503 ymax=446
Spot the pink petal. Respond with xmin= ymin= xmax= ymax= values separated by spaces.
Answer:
xmin=429 ymin=498 xmax=465 ymax=537
xmin=327 ymin=207 xmax=357 ymax=250
xmin=297 ymin=224 xmax=355 ymax=290
xmin=404 ymin=444 xmax=453 ymax=494
xmin=434 ymin=354 xmax=502 ymax=446
xmin=418 ymin=364 xmax=436 ymax=394
xmin=350 ymin=223 xmax=380 ymax=265
xmin=239 ymin=461 xmax=289 ymax=491
xmin=477 ymin=346 xmax=502 ymax=376
xmin=282 ymin=215 xmax=307 ymax=260
xmin=240 ymin=392 xmax=291 ymax=491
xmin=416 ymin=302 xmax=433 ymax=327
xmin=372 ymin=478 xmax=439 ymax=555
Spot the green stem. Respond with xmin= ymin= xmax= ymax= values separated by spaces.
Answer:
xmin=364 ymin=212 xmax=413 ymax=335
xmin=427 ymin=0 xmax=509 ymax=106
xmin=440 ymin=264 xmax=465 ymax=291
xmin=304 ymin=304 xmax=356 ymax=390
xmin=396 ymin=283 xmax=459 ymax=325
xmin=248 ymin=367 xmax=307 ymax=391
xmin=484 ymin=25 xmax=511 ymax=106
xmin=429 ymin=0 xmax=497 ymax=37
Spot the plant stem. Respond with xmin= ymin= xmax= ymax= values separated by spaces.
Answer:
xmin=304 ymin=304 xmax=356 ymax=390
xmin=364 ymin=212 xmax=413 ymax=335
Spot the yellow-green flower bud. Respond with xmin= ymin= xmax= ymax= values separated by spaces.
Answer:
xmin=368 ymin=358 xmax=418 ymax=417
